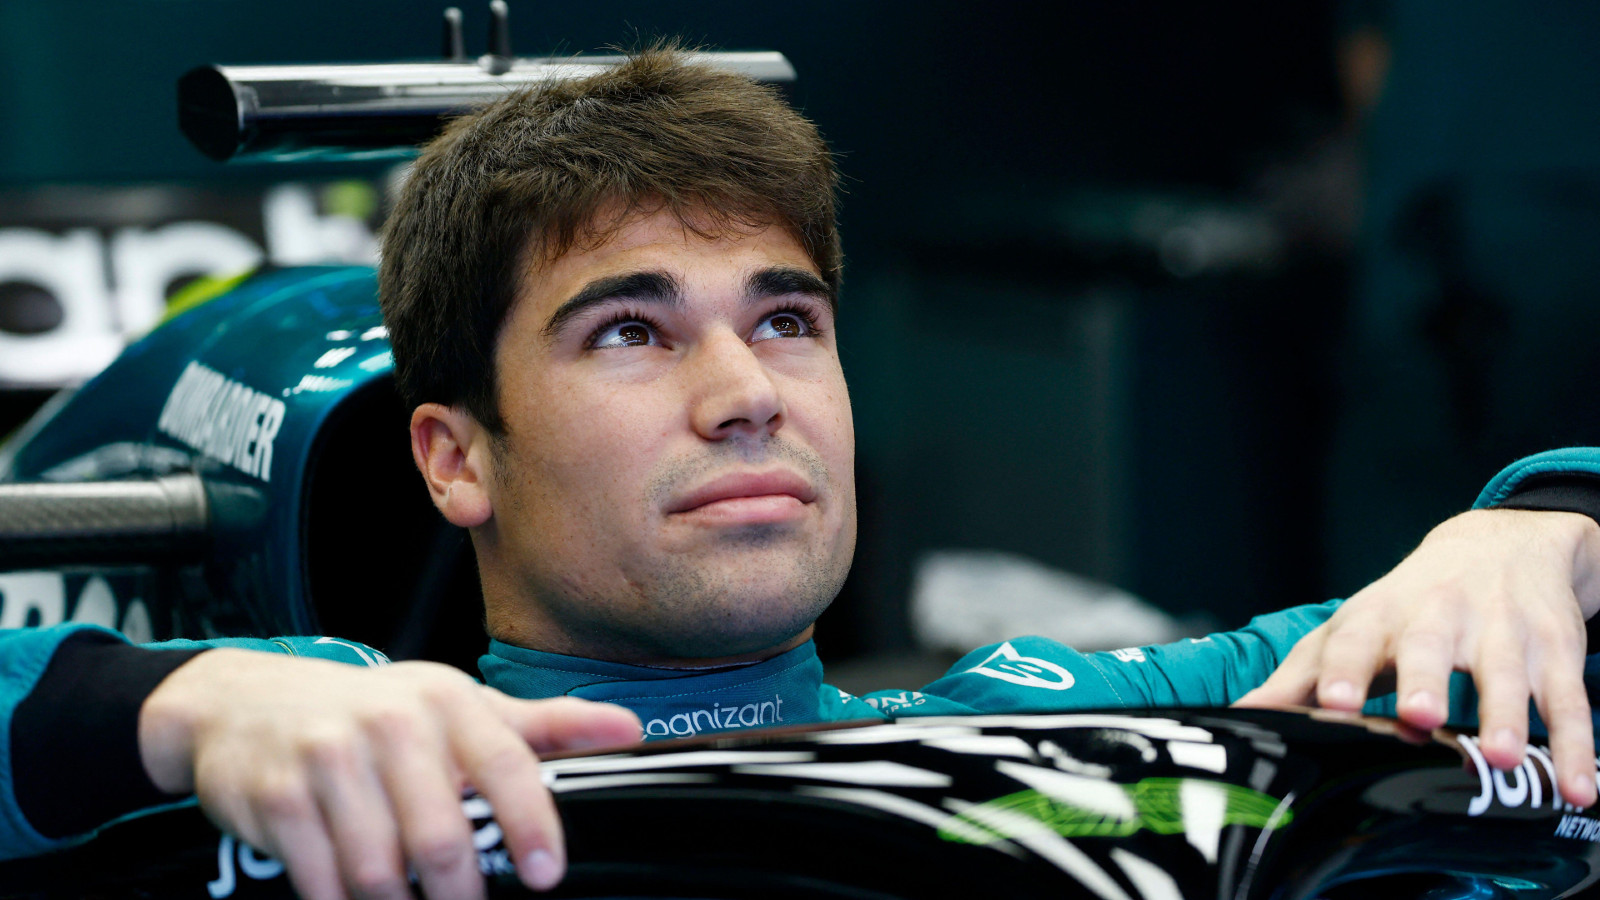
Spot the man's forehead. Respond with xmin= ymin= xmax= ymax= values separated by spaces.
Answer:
xmin=516 ymin=208 xmax=818 ymax=314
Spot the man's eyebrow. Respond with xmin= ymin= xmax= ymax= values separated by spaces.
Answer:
xmin=542 ymin=271 xmax=682 ymax=338
xmin=748 ymin=267 xmax=836 ymax=312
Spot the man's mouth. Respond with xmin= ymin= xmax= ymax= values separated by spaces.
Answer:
xmin=667 ymin=471 xmax=817 ymax=526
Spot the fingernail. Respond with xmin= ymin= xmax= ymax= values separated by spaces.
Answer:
xmin=1568 ymin=776 xmax=1595 ymax=808
xmin=1493 ymin=728 xmax=1518 ymax=752
xmin=1405 ymin=690 xmax=1435 ymax=712
xmin=1324 ymin=681 xmax=1356 ymax=704
xmin=521 ymin=849 xmax=563 ymax=891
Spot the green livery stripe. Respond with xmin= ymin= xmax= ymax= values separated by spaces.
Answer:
xmin=940 ymin=778 xmax=1291 ymax=844
xmin=162 ymin=268 xmax=258 ymax=323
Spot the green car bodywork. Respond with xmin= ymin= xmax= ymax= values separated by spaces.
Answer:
xmin=0 ymin=266 xmax=400 ymax=643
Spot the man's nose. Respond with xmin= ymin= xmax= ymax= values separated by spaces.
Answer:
xmin=688 ymin=331 xmax=785 ymax=441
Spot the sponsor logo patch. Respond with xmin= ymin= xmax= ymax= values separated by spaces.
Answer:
xmin=865 ymin=691 xmax=929 ymax=714
xmin=643 ymin=693 xmax=785 ymax=738
xmin=965 ymin=642 xmax=1075 ymax=691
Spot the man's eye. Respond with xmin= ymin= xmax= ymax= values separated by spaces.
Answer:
xmin=590 ymin=320 xmax=659 ymax=349
xmin=751 ymin=312 xmax=815 ymax=342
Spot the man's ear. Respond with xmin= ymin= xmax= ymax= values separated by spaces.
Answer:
xmin=410 ymin=402 xmax=494 ymax=528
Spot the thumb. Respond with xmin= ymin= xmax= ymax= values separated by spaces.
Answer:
xmin=1233 ymin=622 xmax=1330 ymax=709
xmin=486 ymin=692 xmax=643 ymax=753
xmin=1232 ymin=665 xmax=1317 ymax=709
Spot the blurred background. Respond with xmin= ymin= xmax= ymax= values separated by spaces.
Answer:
xmin=4 ymin=1 xmax=1600 ymax=678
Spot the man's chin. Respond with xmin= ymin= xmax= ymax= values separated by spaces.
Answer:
xmin=600 ymin=568 xmax=835 ymax=662
xmin=559 ymin=538 xmax=851 ymax=663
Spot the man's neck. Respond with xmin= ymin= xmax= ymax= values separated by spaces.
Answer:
xmin=486 ymin=621 xmax=815 ymax=669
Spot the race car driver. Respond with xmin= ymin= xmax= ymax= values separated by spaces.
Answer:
xmin=6 ymin=46 xmax=1600 ymax=900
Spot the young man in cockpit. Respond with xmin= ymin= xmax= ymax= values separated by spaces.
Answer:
xmin=6 ymin=46 xmax=1600 ymax=900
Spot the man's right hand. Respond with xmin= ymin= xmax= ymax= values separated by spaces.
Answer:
xmin=136 ymin=650 xmax=641 ymax=900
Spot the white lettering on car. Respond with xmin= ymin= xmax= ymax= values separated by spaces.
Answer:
xmin=1556 ymin=814 xmax=1600 ymax=842
xmin=461 ymin=795 xmax=516 ymax=876
xmin=157 ymin=361 xmax=286 ymax=482
xmin=1459 ymin=734 xmax=1599 ymax=818
xmin=205 ymin=796 xmax=512 ymax=897
xmin=206 ymin=835 xmax=285 ymax=898
xmin=964 ymin=642 xmax=1076 ymax=691
xmin=0 ymin=571 xmax=152 ymax=640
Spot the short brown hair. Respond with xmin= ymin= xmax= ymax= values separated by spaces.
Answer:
xmin=379 ymin=45 xmax=841 ymax=432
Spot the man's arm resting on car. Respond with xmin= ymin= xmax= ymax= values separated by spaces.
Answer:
xmin=1 ymin=625 xmax=641 ymax=900
xmin=10 ymin=627 xmax=205 ymax=847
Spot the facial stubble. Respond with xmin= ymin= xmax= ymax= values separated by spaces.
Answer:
xmin=628 ymin=435 xmax=854 ymax=658
xmin=489 ymin=432 xmax=856 ymax=661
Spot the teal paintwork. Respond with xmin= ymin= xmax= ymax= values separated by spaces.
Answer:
xmin=0 ymin=265 xmax=391 ymax=639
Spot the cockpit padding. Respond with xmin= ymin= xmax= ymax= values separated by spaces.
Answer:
xmin=301 ymin=378 xmax=485 ymax=673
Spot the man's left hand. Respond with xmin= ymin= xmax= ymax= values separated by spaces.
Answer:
xmin=1235 ymin=508 xmax=1600 ymax=807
